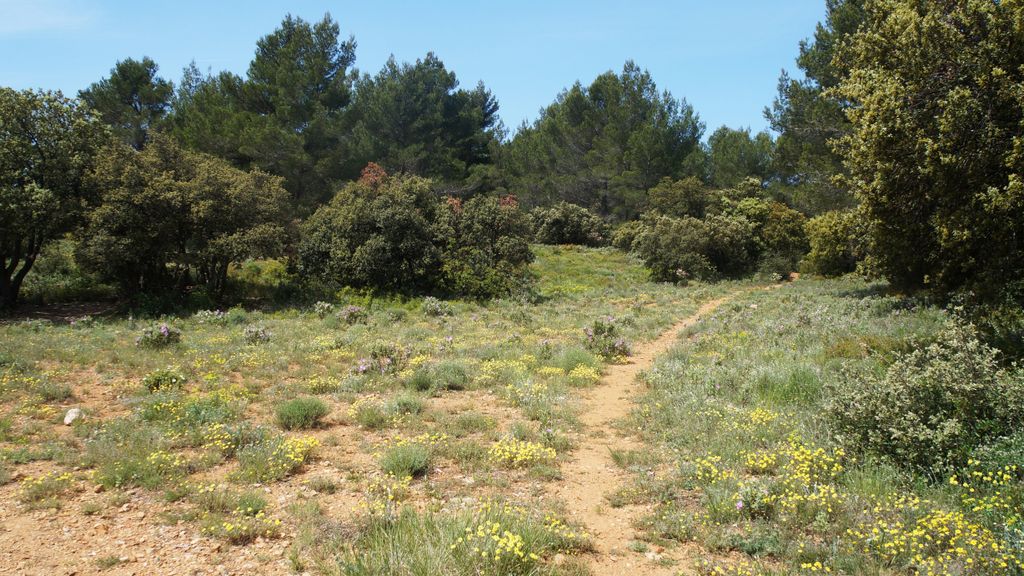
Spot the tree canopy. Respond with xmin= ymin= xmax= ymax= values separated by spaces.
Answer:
xmin=79 ymin=56 xmax=173 ymax=150
xmin=501 ymin=61 xmax=704 ymax=219
xmin=0 ymin=88 xmax=105 ymax=309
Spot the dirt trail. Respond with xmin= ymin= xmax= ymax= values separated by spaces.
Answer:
xmin=549 ymin=294 xmax=741 ymax=576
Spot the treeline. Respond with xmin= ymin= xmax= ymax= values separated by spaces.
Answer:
xmin=4 ymin=2 xmax=1024 ymax=325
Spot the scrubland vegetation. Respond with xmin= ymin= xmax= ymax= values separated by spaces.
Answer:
xmin=3 ymin=0 xmax=1024 ymax=573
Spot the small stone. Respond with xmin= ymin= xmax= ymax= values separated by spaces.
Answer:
xmin=94 ymin=484 xmax=105 ymax=493
xmin=64 ymin=408 xmax=83 ymax=425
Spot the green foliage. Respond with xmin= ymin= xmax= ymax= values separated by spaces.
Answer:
xmin=0 ymin=88 xmax=106 ymax=309
xmin=501 ymin=61 xmax=704 ymax=219
xmin=142 ymin=367 xmax=187 ymax=392
xmin=298 ymin=172 xmax=440 ymax=292
xmin=169 ymin=15 xmax=356 ymax=207
xmin=827 ymin=321 xmax=1024 ymax=474
xmin=529 ymin=202 xmax=609 ymax=247
xmin=300 ymin=172 xmax=533 ymax=298
xmin=611 ymin=220 xmax=645 ymax=253
xmin=379 ymin=443 xmax=431 ymax=478
xmin=583 ymin=317 xmax=630 ymax=360
xmin=420 ymin=297 xmax=453 ymax=318
xmin=77 ymin=135 xmax=289 ymax=296
xmin=341 ymin=53 xmax=500 ymax=184
xmin=79 ymin=57 xmax=173 ymax=150
xmin=436 ymin=195 xmax=535 ymax=299
xmin=135 ymin=323 xmax=182 ymax=348
xmin=802 ymin=209 xmax=868 ymax=277
xmin=766 ymin=0 xmax=864 ymax=214
xmin=275 ymin=397 xmax=329 ymax=430
xmin=633 ymin=213 xmax=758 ymax=282
xmin=646 ymin=176 xmax=707 ymax=219
xmin=835 ymin=0 xmax=1024 ymax=301
xmin=706 ymin=126 xmax=774 ymax=189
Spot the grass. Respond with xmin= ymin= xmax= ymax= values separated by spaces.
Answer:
xmin=0 ymin=245 xmax=733 ymax=573
xmin=627 ymin=278 xmax=1024 ymax=574
xmin=276 ymin=397 xmax=330 ymax=430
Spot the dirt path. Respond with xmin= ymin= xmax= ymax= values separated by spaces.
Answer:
xmin=549 ymin=294 xmax=741 ymax=575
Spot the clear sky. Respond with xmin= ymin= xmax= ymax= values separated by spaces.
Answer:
xmin=0 ymin=0 xmax=825 ymax=137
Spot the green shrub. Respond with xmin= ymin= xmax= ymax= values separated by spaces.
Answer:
xmin=436 ymin=195 xmax=535 ymax=299
xmin=312 ymin=301 xmax=334 ymax=319
xmin=421 ymin=297 xmax=452 ymax=317
xmin=243 ymin=324 xmax=271 ymax=345
xmin=298 ymin=173 xmax=442 ymax=293
xmin=611 ymin=220 xmax=645 ymax=252
xmin=801 ymin=209 xmax=869 ymax=277
xmin=530 ymin=202 xmax=609 ymax=246
xmin=135 ymin=323 xmax=181 ymax=348
xmin=337 ymin=305 xmax=368 ymax=325
xmin=379 ymin=443 xmax=431 ymax=478
xmin=404 ymin=367 xmax=434 ymax=392
xmin=431 ymin=361 xmax=469 ymax=391
xmin=142 ymin=368 xmax=187 ymax=393
xmin=827 ymin=321 xmax=1024 ymax=474
xmin=584 ymin=317 xmax=630 ymax=359
xmin=275 ymin=397 xmax=330 ymax=430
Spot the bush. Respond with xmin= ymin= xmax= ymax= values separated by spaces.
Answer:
xmin=135 ymin=323 xmax=182 ymax=348
xmin=611 ymin=220 xmax=645 ymax=253
xmin=275 ymin=397 xmax=330 ymax=430
xmin=337 ymin=305 xmax=368 ymax=325
xmin=584 ymin=317 xmax=630 ymax=360
xmin=243 ymin=324 xmax=271 ymax=345
xmin=142 ymin=368 xmax=187 ymax=393
xmin=801 ymin=209 xmax=869 ymax=277
xmin=826 ymin=321 xmax=1024 ymax=474
xmin=530 ymin=202 xmax=609 ymax=247
xmin=437 ymin=195 xmax=535 ymax=299
xmin=312 ymin=301 xmax=334 ymax=319
xmin=300 ymin=173 xmax=533 ymax=299
xmin=632 ymin=212 xmax=759 ymax=282
xmin=421 ymin=297 xmax=452 ymax=317
xmin=298 ymin=173 xmax=441 ymax=293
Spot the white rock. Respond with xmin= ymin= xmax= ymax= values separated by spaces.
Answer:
xmin=64 ymin=408 xmax=83 ymax=425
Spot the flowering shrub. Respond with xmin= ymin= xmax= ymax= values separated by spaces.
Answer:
xmin=234 ymin=435 xmax=318 ymax=482
xmin=337 ymin=304 xmax=368 ymax=325
xmin=242 ymin=323 xmax=271 ymax=345
xmin=19 ymin=471 xmax=74 ymax=504
xmin=360 ymin=473 xmax=412 ymax=519
xmin=583 ymin=317 xmax=630 ymax=360
xmin=142 ymin=367 xmax=187 ymax=392
xmin=193 ymin=309 xmax=227 ymax=325
xmin=202 ymin=508 xmax=281 ymax=544
xmin=365 ymin=341 xmax=408 ymax=374
xmin=827 ymin=320 xmax=1024 ymax=473
xmin=135 ymin=323 xmax=181 ymax=348
xmin=488 ymin=438 xmax=556 ymax=468
xmin=421 ymin=296 xmax=453 ymax=317
xmin=312 ymin=301 xmax=334 ymax=319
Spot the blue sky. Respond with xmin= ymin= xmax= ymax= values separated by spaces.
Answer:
xmin=0 ymin=0 xmax=825 ymax=137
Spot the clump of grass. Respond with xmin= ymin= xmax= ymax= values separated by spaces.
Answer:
xmin=350 ymin=398 xmax=392 ymax=430
xmin=35 ymin=379 xmax=73 ymax=402
xmin=380 ymin=444 xmax=431 ymax=478
xmin=95 ymin=555 xmax=124 ymax=570
xmin=84 ymin=420 xmax=183 ymax=489
xmin=306 ymin=476 xmax=339 ymax=494
xmin=388 ymin=393 xmax=423 ymax=416
xmin=276 ymin=397 xmax=330 ymax=430
xmin=452 ymin=411 xmax=496 ymax=436
xmin=404 ymin=367 xmax=434 ymax=392
xmin=432 ymin=361 xmax=469 ymax=391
